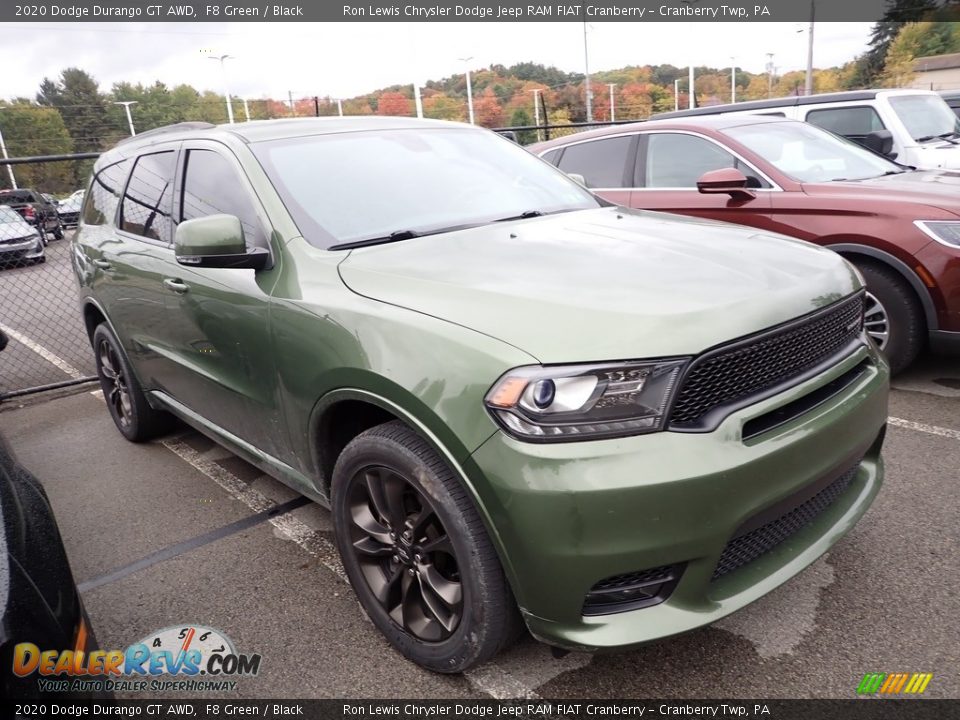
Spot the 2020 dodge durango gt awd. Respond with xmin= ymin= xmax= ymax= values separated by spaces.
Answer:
xmin=71 ymin=118 xmax=889 ymax=672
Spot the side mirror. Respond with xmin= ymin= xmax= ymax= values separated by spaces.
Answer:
xmin=697 ymin=168 xmax=756 ymax=200
xmin=862 ymin=129 xmax=896 ymax=159
xmin=497 ymin=130 xmax=519 ymax=143
xmin=174 ymin=214 xmax=270 ymax=270
xmin=566 ymin=172 xmax=588 ymax=187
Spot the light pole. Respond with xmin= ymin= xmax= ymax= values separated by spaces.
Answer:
xmin=458 ymin=56 xmax=475 ymax=124
xmin=583 ymin=22 xmax=593 ymax=122
xmin=113 ymin=101 xmax=137 ymax=136
xmin=0 ymin=122 xmax=17 ymax=190
xmin=730 ymin=57 xmax=737 ymax=103
xmin=530 ymin=88 xmax=543 ymax=141
xmin=208 ymin=54 xmax=235 ymax=124
xmin=607 ymin=83 xmax=616 ymax=121
xmin=413 ymin=82 xmax=423 ymax=119
xmin=766 ymin=53 xmax=776 ymax=98
xmin=242 ymin=97 xmax=250 ymax=122
xmin=337 ymin=98 xmax=344 ymax=117
xmin=804 ymin=1 xmax=816 ymax=96
xmin=689 ymin=65 xmax=695 ymax=109
xmin=674 ymin=78 xmax=682 ymax=112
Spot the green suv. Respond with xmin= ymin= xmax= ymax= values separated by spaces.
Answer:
xmin=72 ymin=118 xmax=888 ymax=672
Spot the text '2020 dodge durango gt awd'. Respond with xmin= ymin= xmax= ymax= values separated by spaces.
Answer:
xmin=72 ymin=118 xmax=888 ymax=672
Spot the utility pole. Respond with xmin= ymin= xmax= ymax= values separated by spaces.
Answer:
xmin=337 ymin=98 xmax=344 ymax=117
xmin=288 ymin=90 xmax=295 ymax=116
xmin=766 ymin=53 xmax=776 ymax=98
xmin=113 ymin=100 xmax=138 ymax=136
xmin=805 ymin=1 xmax=816 ymax=97
xmin=242 ymin=98 xmax=250 ymax=122
xmin=688 ymin=65 xmax=695 ymax=109
xmin=314 ymin=96 xmax=320 ymax=117
xmin=583 ymin=22 xmax=593 ymax=122
xmin=208 ymin=54 xmax=235 ymax=124
xmin=730 ymin=57 xmax=737 ymax=103
xmin=0 ymin=122 xmax=17 ymax=190
xmin=458 ymin=56 xmax=475 ymax=124
xmin=414 ymin=82 xmax=423 ymax=118
xmin=607 ymin=83 xmax=616 ymax=121
xmin=530 ymin=88 xmax=543 ymax=141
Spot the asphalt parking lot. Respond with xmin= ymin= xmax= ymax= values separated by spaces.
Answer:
xmin=1 ymin=233 xmax=958 ymax=699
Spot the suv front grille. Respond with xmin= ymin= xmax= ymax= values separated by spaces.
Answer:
xmin=670 ymin=294 xmax=864 ymax=428
xmin=712 ymin=461 xmax=861 ymax=581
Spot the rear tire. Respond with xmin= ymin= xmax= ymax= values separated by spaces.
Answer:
xmin=855 ymin=261 xmax=924 ymax=374
xmin=92 ymin=323 xmax=174 ymax=442
xmin=331 ymin=420 xmax=522 ymax=673
xmin=53 ymin=223 xmax=64 ymax=240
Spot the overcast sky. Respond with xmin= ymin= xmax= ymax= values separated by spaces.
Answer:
xmin=0 ymin=21 xmax=872 ymax=101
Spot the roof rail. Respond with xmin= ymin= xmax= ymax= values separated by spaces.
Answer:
xmin=116 ymin=121 xmax=216 ymax=145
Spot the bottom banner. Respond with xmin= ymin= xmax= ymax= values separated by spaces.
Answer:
xmin=4 ymin=700 xmax=959 ymax=720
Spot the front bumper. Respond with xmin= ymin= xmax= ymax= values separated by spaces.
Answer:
xmin=469 ymin=344 xmax=889 ymax=651
xmin=0 ymin=237 xmax=44 ymax=264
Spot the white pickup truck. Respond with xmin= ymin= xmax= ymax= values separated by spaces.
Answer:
xmin=657 ymin=89 xmax=960 ymax=171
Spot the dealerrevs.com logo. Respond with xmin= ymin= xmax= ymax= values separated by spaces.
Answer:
xmin=13 ymin=624 xmax=261 ymax=693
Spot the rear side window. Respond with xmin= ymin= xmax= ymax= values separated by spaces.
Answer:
xmin=120 ymin=151 xmax=177 ymax=244
xmin=180 ymin=149 xmax=266 ymax=250
xmin=644 ymin=133 xmax=736 ymax=187
xmin=556 ymin=136 xmax=633 ymax=188
xmin=0 ymin=191 xmax=34 ymax=204
xmin=82 ymin=158 xmax=131 ymax=226
xmin=541 ymin=148 xmax=561 ymax=166
xmin=805 ymin=107 xmax=885 ymax=138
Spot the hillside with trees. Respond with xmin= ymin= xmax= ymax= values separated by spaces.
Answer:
xmin=2 ymin=6 xmax=958 ymax=192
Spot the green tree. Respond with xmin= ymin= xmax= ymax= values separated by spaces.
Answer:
xmin=509 ymin=108 xmax=535 ymax=144
xmin=854 ymin=0 xmax=939 ymax=86
xmin=0 ymin=101 xmax=75 ymax=193
xmin=36 ymin=68 xmax=109 ymax=154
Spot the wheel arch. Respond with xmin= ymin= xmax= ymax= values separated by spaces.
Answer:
xmin=824 ymin=241 xmax=937 ymax=332
xmin=307 ymin=387 xmax=520 ymax=596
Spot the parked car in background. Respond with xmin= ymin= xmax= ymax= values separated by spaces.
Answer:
xmin=939 ymin=89 xmax=960 ymax=118
xmin=0 ymin=331 xmax=104 ymax=699
xmin=0 ymin=204 xmax=45 ymax=267
xmin=57 ymin=194 xmax=83 ymax=228
xmin=0 ymin=189 xmax=64 ymax=240
xmin=532 ymin=115 xmax=960 ymax=373
xmin=73 ymin=118 xmax=888 ymax=672
xmin=657 ymin=89 xmax=960 ymax=172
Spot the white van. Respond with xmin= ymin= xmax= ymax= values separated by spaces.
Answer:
xmin=657 ymin=89 xmax=960 ymax=171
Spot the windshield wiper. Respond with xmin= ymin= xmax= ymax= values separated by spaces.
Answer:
xmin=330 ymin=229 xmax=421 ymax=251
xmin=494 ymin=210 xmax=546 ymax=222
xmin=917 ymin=131 xmax=960 ymax=144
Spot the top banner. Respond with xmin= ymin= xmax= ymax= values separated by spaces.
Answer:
xmin=0 ymin=0 xmax=944 ymax=23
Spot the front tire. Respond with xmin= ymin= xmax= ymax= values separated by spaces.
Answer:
xmin=331 ymin=420 xmax=521 ymax=673
xmin=53 ymin=222 xmax=64 ymax=240
xmin=92 ymin=324 xmax=173 ymax=441
xmin=856 ymin=262 xmax=924 ymax=374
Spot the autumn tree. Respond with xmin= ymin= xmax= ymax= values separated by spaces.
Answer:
xmin=474 ymin=87 xmax=504 ymax=127
xmin=378 ymin=91 xmax=412 ymax=116
xmin=881 ymin=21 xmax=960 ymax=87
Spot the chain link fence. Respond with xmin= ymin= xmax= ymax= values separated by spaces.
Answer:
xmin=1 ymin=154 xmax=99 ymax=399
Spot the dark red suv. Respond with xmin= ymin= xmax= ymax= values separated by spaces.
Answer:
xmin=532 ymin=115 xmax=960 ymax=373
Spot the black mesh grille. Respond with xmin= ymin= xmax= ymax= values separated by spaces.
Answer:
xmin=590 ymin=564 xmax=679 ymax=593
xmin=712 ymin=462 xmax=861 ymax=581
xmin=670 ymin=295 xmax=864 ymax=427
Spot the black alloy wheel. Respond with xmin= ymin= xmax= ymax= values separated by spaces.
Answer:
xmin=346 ymin=465 xmax=463 ymax=641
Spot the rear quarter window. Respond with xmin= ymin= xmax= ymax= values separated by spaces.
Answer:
xmin=82 ymin=158 xmax=132 ymax=226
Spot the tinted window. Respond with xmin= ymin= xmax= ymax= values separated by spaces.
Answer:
xmin=645 ymin=133 xmax=739 ymax=188
xmin=82 ymin=158 xmax=132 ymax=226
xmin=180 ymin=150 xmax=266 ymax=250
xmin=806 ymin=107 xmax=885 ymax=137
xmin=556 ymin=136 xmax=632 ymax=188
xmin=0 ymin=191 xmax=34 ymax=204
xmin=541 ymin=148 xmax=561 ymax=165
xmin=120 ymin=151 xmax=176 ymax=243
xmin=252 ymin=128 xmax=599 ymax=249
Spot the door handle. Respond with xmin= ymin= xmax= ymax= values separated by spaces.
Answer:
xmin=163 ymin=278 xmax=190 ymax=294
xmin=92 ymin=259 xmax=112 ymax=270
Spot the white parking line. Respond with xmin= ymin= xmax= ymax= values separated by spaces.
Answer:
xmin=0 ymin=322 xmax=84 ymax=380
xmin=888 ymin=416 xmax=960 ymax=442
xmin=158 ymin=435 xmax=566 ymax=699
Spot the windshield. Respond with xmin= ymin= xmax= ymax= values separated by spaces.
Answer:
xmin=0 ymin=206 xmax=24 ymax=223
xmin=724 ymin=120 xmax=903 ymax=183
xmin=251 ymin=127 xmax=600 ymax=249
xmin=888 ymin=94 xmax=960 ymax=142
xmin=0 ymin=191 xmax=33 ymax=204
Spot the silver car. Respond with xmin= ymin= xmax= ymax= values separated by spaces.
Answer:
xmin=0 ymin=205 xmax=45 ymax=267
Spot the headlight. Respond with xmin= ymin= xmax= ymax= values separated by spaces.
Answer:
xmin=915 ymin=220 xmax=960 ymax=248
xmin=485 ymin=359 xmax=688 ymax=442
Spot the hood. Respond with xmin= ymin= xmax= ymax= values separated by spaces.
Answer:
xmin=911 ymin=142 xmax=960 ymax=170
xmin=338 ymin=208 xmax=860 ymax=363
xmin=803 ymin=169 xmax=960 ymax=218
